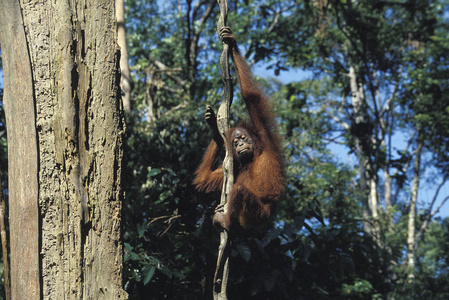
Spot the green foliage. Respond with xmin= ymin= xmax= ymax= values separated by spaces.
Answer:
xmin=401 ymin=13 xmax=449 ymax=173
xmin=118 ymin=0 xmax=449 ymax=297
xmin=342 ymin=279 xmax=382 ymax=299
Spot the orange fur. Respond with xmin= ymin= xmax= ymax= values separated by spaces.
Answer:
xmin=193 ymin=30 xmax=285 ymax=232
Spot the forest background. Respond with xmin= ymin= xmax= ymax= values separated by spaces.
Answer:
xmin=1 ymin=0 xmax=449 ymax=299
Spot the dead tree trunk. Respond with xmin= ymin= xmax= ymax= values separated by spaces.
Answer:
xmin=0 ymin=0 xmax=127 ymax=299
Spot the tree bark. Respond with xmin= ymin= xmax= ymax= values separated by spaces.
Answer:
xmin=0 ymin=0 xmax=127 ymax=299
xmin=348 ymin=66 xmax=379 ymax=237
xmin=407 ymin=140 xmax=423 ymax=280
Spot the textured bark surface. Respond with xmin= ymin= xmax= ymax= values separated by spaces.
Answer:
xmin=0 ymin=0 xmax=127 ymax=299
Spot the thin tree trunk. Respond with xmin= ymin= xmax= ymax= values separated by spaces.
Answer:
xmin=407 ymin=140 xmax=423 ymax=279
xmin=116 ymin=0 xmax=131 ymax=112
xmin=384 ymin=169 xmax=396 ymax=234
xmin=349 ymin=66 xmax=378 ymax=237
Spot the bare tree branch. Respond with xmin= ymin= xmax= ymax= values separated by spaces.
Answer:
xmin=143 ymin=53 xmax=187 ymax=87
xmin=416 ymin=174 xmax=449 ymax=242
